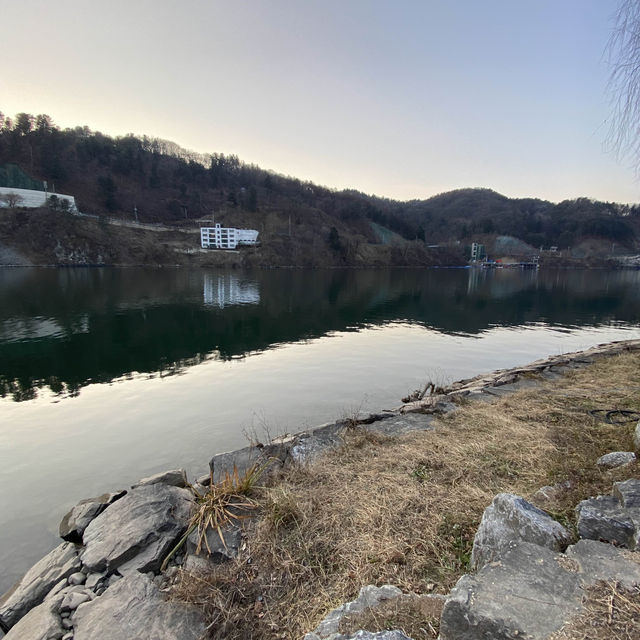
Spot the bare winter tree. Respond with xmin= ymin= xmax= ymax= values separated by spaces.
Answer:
xmin=607 ymin=0 xmax=640 ymax=172
xmin=0 ymin=192 xmax=24 ymax=208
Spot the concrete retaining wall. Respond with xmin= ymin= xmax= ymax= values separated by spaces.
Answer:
xmin=0 ymin=187 xmax=77 ymax=211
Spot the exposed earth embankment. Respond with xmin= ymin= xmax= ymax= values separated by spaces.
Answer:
xmin=0 ymin=209 xmax=465 ymax=268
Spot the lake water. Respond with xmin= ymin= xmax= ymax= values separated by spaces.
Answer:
xmin=1 ymin=266 xmax=639 ymax=593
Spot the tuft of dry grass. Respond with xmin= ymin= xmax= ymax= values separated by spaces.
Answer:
xmin=549 ymin=581 xmax=640 ymax=640
xmin=162 ymin=464 xmax=264 ymax=571
xmin=338 ymin=594 xmax=443 ymax=639
xmin=173 ymin=350 xmax=640 ymax=639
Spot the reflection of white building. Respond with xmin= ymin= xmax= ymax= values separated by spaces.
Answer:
xmin=200 ymin=224 xmax=259 ymax=250
xmin=203 ymin=273 xmax=260 ymax=308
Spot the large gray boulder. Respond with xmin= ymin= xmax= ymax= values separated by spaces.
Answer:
xmin=470 ymin=493 xmax=571 ymax=570
xmin=209 ymin=441 xmax=289 ymax=483
xmin=441 ymin=542 xmax=584 ymax=640
xmin=613 ymin=478 xmax=640 ymax=508
xmin=0 ymin=542 xmax=81 ymax=631
xmin=132 ymin=468 xmax=188 ymax=489
xmin=290 ymin=423 xmax=345 ymax=464
xmin=73 ymin=572 xmax=206 ymax=640
xmin=59 ymin=491 xmax=126 ymax=543
xmin=81 ymin=484 xmax=193 ymax=573
xmin=576 ymin=494 xmax=637 ymax=548
xmin=440 ymin=538 xmax=640 ymax=640
xmin=3 ymin=594 xmax=65 ymax=640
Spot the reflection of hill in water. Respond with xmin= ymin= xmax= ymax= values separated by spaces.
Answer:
xmin=0 ymin=267 xmax=639 ymax=401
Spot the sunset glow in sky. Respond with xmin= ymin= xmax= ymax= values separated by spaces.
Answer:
xmin=1 ymin=0 xmax=637 ymax=203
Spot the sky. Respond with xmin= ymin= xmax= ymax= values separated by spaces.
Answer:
xmin=0 ymin=0 xmax=637 ymax=204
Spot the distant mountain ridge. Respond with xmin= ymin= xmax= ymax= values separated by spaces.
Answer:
xmin=0 ymin=110 xmax=638 ymax=267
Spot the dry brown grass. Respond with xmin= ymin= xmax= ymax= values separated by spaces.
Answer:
xmin=549 ymin=581 xmax=640 ymax=640
xmin=337 ymin=594 xmax=443 ymax=639
xmin=162 ymin=464 xmax=264 ymax=571
xmin=174 ymin=350 xmax=640 ymax=639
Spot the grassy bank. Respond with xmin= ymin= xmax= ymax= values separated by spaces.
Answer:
xmin=175 ymin=351 xmax=640 ymax=639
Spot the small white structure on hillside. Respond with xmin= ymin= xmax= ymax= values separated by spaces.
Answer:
xmin=0 ymin=187 xmax=78 ymax=211
xmin=470 ymin=242 xmax=486 ymax=262
xmin=200 ymin=223 xmax=259 ymax=250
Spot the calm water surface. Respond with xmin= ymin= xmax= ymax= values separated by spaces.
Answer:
xmin=1 ymin=267 xmax=639 ymax=592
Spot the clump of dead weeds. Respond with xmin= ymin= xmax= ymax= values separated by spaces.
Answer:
xmin=338 ymin=594 xmax=443 ymax=640
xmin=173 ymin=351 xmax=640 ymax=639
xmin=549 ymin=581 xmax=640 ymax=640
xmin=163 ymin=462 xmax=265 ymax=572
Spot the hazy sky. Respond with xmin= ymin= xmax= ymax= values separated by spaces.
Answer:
xmin=1 ymin=0 xmax=637 ymax=203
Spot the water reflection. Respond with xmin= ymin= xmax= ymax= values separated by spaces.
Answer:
xmin=203 ymin=273 xmax=260 ymax=308
xmin=0 ymin=315 xmax=89 ymax=343
xmin=0 ymin=267 xmax=638 ymax=402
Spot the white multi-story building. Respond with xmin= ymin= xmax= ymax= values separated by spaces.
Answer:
xmin=200 ymin=223 xmax=259 ymax=250
xmin=470 ymin=242 xmax=486 ymax=262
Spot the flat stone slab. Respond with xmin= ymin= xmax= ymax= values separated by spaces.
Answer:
xmin=440 ymin=542 xmax=584 ymax=640
xmin=0 ymin=542 xmax=81 ymax=632
xmin=597 ymin=451 xmax=636 ymax=469
xmin=471 ymin=493 xmax=571 ymax=570
xmin=209 ymin=441 xmax=289 ymax=482
xmin=4 ymin=594 xmax=64 ymax=640
xmin=290 ymin=422 xmax=346 ymax=464
xmin=292 ymin=412 xmax=438 ymax=465
xmin=363 ymin=413 xmax=435 ymax=436
xmin=565 ymin=539 xmax=640 ymax=589
xmin=59 ymin=491 xmax=126 ymax=543
xmin=132 ymin=468 xmax=188 ymax=489
xmin=81 ymin=484 xmax=193 ymax=573
xmin=73 ymin=572 xmax=206 ymax=640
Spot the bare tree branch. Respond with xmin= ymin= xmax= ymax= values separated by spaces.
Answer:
xmin=606 ymin=0 xmax=640 ymax=173
xmin=0 ymin=192 xmax=23 ymax=208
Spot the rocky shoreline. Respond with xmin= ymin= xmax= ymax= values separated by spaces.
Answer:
xmin=1 ymin=338 xmax=639 ymax=639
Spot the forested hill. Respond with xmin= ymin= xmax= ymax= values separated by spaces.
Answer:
xmin=0 ymin=111 xmax=638 ymax=267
